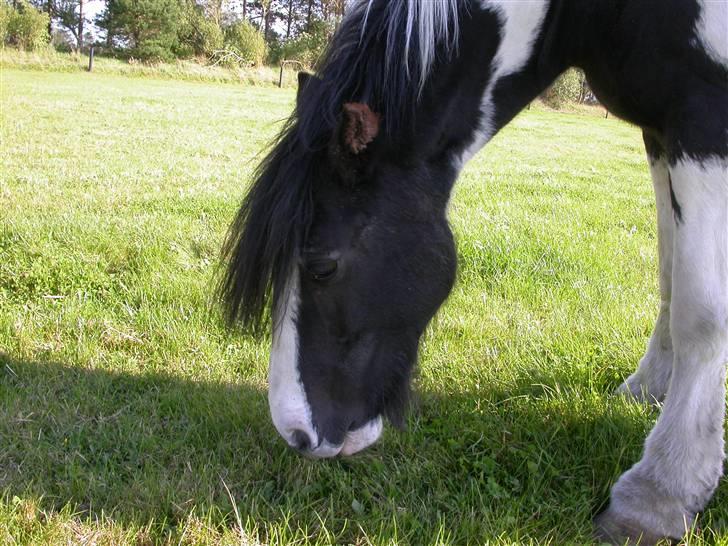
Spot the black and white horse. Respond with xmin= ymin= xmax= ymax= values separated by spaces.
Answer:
xmin=220 ymin=1 xmax=728 ymax=543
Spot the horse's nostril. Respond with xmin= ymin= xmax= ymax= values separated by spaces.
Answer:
xmin=291 ymin=429 xmax=312 ymax=452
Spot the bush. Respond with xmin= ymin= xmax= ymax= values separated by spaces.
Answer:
xmin=4 ymin=1 xmax=49 ymax=50
xmin=275 ymin=19 xmax=333 ymax=68
xmin=132 ymin=38 xmax=178 ymax=63
xmin=0 ymin=3 xmax=10 ymax=44
xmin=542 ymin=68 xmax=585 ymax=108
xmin=179 ymin=3 xmax=223 ymax=57
xmin=222 ymin=20 xmax=266 ymax=66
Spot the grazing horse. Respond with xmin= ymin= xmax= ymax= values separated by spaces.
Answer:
xmin=219 ymin=0 xmax=728 ymax=543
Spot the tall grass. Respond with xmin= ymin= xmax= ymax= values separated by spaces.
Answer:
xmin=2 ymin=68 xmax=726 ymax=545
xmin=0 ymin=47 xmax=299 ymax=86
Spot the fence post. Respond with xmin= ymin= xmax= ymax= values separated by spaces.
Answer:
xmin=279 ymin=60 xmax=304 ymax=89
xmin=88 ymin=46 xmax=94 ymax=72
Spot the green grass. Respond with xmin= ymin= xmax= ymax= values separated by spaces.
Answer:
xmin=0 ymin=47 xmax=300 ymax=87
xmin=1 ymin=68 xmax=726 ymax=545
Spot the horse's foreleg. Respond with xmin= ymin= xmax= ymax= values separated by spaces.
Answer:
xmin=617 ymin=134 xmax=674 ymax=403
xmin=597 ymin=156 xmax=728 ymax=545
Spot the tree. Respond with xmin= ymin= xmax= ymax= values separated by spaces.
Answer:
xmin=112 ymin=0 xmax=184 ymax=61
xmin=53 ymin=0 xmax=84 ymax=50
xmin=319 ymin=0 xmax=342 ymax=22
xmin=276 ymin=16 xmax=331 ymax=66
xmin=244 ymin=0 xmax=283 ymax=40
xmin=281 ymin=0 xmax=312 ymax=39
xmin=222 ymin=18 xmax=265 ymax=65
xmin=26 ymin=0 xmax=349 ymax=62
xmin=0 ymin=3 xmax=11 ymax=43
xmin=178 ymin=0 xmax=223 ymax=56
xmin=45 ymin=0 xmax=51 ymax=37
xmin=95 ymin=0 xmax=123 ymax=47
xmin=203 ymin=0 xmax=225 ymax=26
xmin=76 ymin=0 xmax=81 ymax=48
xmin=261 ymin=0 xmax=270 ymax=40
xmin=284 ymin=0 xmax=292 ymax=38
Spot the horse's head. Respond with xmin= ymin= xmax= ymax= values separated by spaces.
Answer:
xmin=220 ymin=0 xmax=494 ymax=457
xmin=272 ymin=80 xmax=457 ymax=457
xmin=220 ymin=69 xmax=458 ymax=457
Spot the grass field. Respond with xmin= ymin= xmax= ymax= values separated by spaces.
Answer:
xmin=1 ymin=68 xmax=726 ymax=545
xmin=0 ymin=48 xmax=300 ymax=87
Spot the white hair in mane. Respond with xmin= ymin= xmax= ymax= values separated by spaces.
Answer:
xmin=355 ymin=0 xmax=461 ymax=92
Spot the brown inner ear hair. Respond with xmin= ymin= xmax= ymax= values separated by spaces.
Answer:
xmin=342 ymin=103 xmax=381 ymax=155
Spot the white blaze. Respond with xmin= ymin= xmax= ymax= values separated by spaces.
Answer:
xmin=268 ymin=272 xmax=318 ymax=448
xmin=268 ymin=270 xmax=383 ymax=457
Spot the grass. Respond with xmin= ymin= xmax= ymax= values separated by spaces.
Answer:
xmin=1 ymin=68 xmax=727 ymax=545
xmin=0 ymin=47 xmax=300 ymax=87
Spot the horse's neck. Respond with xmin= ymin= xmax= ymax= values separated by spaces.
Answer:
xmin=395 ymin=0 xmax=583 ymax=172
xmin=456 ymin=0 xmax=573 ymax=165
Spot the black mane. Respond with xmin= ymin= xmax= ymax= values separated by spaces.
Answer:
xmin=218 ymin=0 xmax=462 ymax=328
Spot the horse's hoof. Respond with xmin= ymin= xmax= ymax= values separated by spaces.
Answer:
xmin=594 ymin=507 xmax=678 ymax=546
xmin=615 ymin=380 xmax=643 ymax=402
xmin=614 ymin=380 xmax=662 ymax=405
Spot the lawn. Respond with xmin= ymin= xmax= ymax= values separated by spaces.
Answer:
xmin=0 ymin=48 xmax=301 ymax=87
xmin=1 ymin=69 xmax=725 ymax=545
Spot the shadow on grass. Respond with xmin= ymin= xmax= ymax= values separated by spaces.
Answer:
xmin=2 ymin=351 xmax=723 ymax=544
xmin=0 ymin=352 xmax=275 ymax=533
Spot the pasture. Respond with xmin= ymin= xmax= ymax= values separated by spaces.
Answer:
xmin=1 ymin=69 xmax=726 ymax=544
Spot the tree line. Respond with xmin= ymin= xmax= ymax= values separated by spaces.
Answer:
xmin=1 ymin=0 xmax=599 ymax=110
xmin=2 ymin=0 xmax=346 ymax=65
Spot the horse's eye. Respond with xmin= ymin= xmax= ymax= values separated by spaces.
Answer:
xmin=304 ymin=257 xmax=338 ymax=282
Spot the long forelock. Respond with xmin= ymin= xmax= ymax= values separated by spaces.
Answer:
xmin=219 ymin=0 xmax=462 ymax=329
xmin=393 ymin=0 xmax=461 ymax=91
xmin=299 ymin=0 xmax=462 ymax=138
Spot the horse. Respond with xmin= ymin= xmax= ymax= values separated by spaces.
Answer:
xmin=218 ymin=1 xmax=728 ymax=543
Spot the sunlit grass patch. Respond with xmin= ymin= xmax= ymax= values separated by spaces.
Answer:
xmin=0 ymin=48 xmax=299 ymax=87
xmin=2 ymin=69 xmax=726 ymax=545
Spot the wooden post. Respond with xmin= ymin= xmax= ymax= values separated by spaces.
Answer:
xmin=279 ymin=62 xmax=284 ymax=88
xmin=605 ymin=109 xmax=609 ymax=119
xmin=88 ymin=46 xmax=94 ymax=72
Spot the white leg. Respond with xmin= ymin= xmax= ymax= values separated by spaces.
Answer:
xmin=617 ymin=146 xmax=674 ymax=403
xmin=597 ymin=157 xmax=728 ymax=544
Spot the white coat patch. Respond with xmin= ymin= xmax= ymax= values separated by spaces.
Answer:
xmin=694 ymin=0 xmax=728 ymax=66
xmin=460 ymin=0 xmax=549 ymax=163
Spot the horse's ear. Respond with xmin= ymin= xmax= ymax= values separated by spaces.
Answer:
xmin=341 ymin=103 xmax=381 ymax=155
xmin=297 ymin=72 xmax=320 ymax=105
